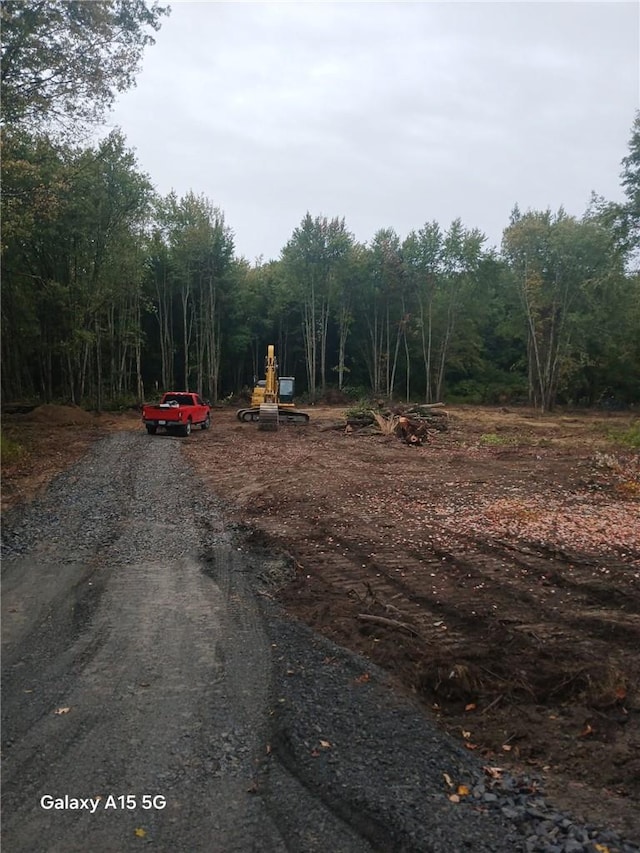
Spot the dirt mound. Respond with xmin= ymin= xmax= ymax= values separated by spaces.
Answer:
xmin=20 ymin=404 xmax=95 ymax=426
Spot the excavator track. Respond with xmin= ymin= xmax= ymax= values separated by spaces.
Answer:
xmin=278 ymin=408 xmax=310 ymax=424
xmin=236 ymin=408 xmax=259 ymax=422
xmin=258 ymin=402 xmax=279 ymax=431
xmin=237 ymin=407 xmax=310 ymax=425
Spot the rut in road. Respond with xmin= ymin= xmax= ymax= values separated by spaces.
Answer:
xmin=1 ymin=432 xmax=289 ymax=853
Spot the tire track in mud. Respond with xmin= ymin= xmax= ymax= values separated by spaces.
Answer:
xmin=273 ymin=520 xmax=640 ymax=707
xmin=183 ymin=408 xmax=640 ymax=841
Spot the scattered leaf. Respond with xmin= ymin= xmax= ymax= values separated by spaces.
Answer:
xmin=448 ymin=793 xmax=461 ymax=803
xmin=54 ymin=707 xmax=71 ymax=715
xmin=594 ymin=845 xmax=611 ymax=853
xmin=310 ymin=749 xmax=320 ymax=757
xmin=483 ymin=766 xmax=504 ymax=779
xmin=461 ymin=730 xmax=471 ymax=739
xmin=134 ymin=828 xmax=146 ymax=838
xmin=443 ymin=772 xmax=454 ymax=788
xmin=319 ymin=740 xmax=331 ymax=749
xmin=464 ymin=703 xmax=477 ymax=712
xmin=501 ymin=744 xmax=512 ymax=752
xmin=579 ymin=723 xmax=595 ymax=738
xmin=457 ymin=784 xmax=470 ymax=796
xmin=354 ymin=673 xmax=370 ymax=684
xmin=464 ymin=742 xmax=479 ymax=750
xmin=615 ymin=686 xmax=627 ymax=701
xmin=265 ymin=743 xmax=272 ymax=754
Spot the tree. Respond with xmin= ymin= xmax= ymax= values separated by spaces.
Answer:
xmin=433 ymin=220 xmax=485 ymax=401
xmin=281 ymin=213 xmax=353 ymax=400
xmin=502 ymin=207 xmax=625 ymax=411
xmin=333 ymin=241 xmax=367 ymax=391
xmin=620 ymin=111 xmax=640 ymax=254
xmin=403 ymin=221 xmax=443 ymax=402
xmin=403 ymin=220 xmax=485 ymax=401
xmin=1 ymin=0 xmax=168 ymax=133
xmin=1 ymin=130 xmax=153 ymax=404
xmin=152 ymin=191 xmax=234 ymax=399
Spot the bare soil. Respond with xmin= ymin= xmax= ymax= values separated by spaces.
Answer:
xmin=3 ymin=403 xmax=639 ymax=841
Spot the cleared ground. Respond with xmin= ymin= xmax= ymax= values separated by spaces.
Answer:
xmin=2 ymin=402 xmax=639 ymax=840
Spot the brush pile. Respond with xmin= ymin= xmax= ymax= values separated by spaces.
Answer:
xmin=324 ymin=403 xmax=448 ymax=445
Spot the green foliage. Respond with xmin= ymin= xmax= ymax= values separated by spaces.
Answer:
xmin=281 ymin=213 xmax=356 ymax=399
xmin=1 ymin=70 xmax=637 ymax=414
xmin=340 ymin=385 xmax=372 ymax=401
xmin=611 ymin=423 xmax=640 ymax=448
xmin=501 ymin=205 xmax=628 ymax=411
xmin=479 ymin=432 xmax=517 ymax=447
xmin=0 ymin=432 xmax=25 ymax=464
xmin=100 ymin=394 xmax=141 ymax=412
xmin=148 ymin=190 xmax=235 ymax=400
xmin=401 ymin=218 xmax=486 ymax=402
xmin=618 ymin=111 xmax=640 ymax=252
xmin=344 ymin=402 xmax=375 ymax=419
xmin=1 ymin=0 xmax=169 ymax=133
xmin=1 ymin=130 xmax=153 ymax=404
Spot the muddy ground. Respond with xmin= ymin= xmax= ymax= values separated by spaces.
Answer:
xmin=2 ymin=402 xmax=639 ymax=841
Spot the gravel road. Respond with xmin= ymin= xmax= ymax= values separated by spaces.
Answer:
xmin=2 ymin=432 xmax=638 ymax=852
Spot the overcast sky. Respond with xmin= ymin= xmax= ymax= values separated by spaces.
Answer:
xmin=105 ymin=1 xmax=639 ymax=263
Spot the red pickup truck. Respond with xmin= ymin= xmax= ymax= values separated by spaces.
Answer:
xmin=142 ymin=392 xmax=211 ymax=436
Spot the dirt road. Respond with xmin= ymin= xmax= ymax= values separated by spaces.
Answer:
xmin=2 ymin=433 xmax=286 ymax=851
xmin=2 ymin=406 xmax=639 ymax=852
xmin=2 ymin=430 xmax=529 ymax=853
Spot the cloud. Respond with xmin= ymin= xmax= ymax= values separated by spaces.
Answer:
xmin=107 ymin=0 xmax=640 ymax=261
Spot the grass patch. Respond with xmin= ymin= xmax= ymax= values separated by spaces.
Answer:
xmin=611 ymin=423 xmax=640 ymax=449
xmin=479 ymin=432 xmax=517 ymax=447
xmin=1 ymin=432 xmax=26 ymax=464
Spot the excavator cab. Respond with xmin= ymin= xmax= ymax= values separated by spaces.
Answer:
xmin=278 ymin=377 xmax=295 ymax=404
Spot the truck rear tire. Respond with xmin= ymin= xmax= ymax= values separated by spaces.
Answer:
xmin=201 ymin=414 xmax=211 ymax=430
xmin=182 ymin=420 xmax=192 ymax=437
xmin=146 ymin=425 xmax=157 ymax=435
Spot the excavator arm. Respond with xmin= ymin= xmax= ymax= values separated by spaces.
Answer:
xmin=259 ymin=344 xmax=280 ymax=430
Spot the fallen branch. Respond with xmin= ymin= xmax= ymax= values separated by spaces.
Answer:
xmin=480 ymin=694 xmax=504 ymax=715
xmin=358 ymin=613 xmax=422 ymax=638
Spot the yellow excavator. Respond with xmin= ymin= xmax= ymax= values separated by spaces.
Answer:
xmin=236 ymin=345 xmax=310 ymax=431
